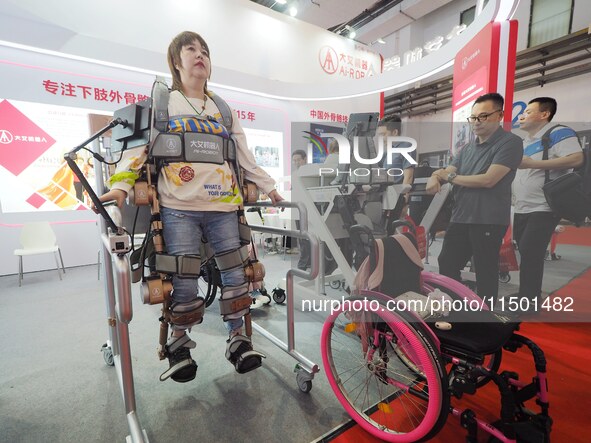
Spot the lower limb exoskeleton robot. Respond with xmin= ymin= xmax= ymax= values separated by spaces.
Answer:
xmin=132 ymin=166 xmax=265 ymax=383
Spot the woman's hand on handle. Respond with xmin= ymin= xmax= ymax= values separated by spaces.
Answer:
xmin=92 ymin=189 xmax=127 ymax=213
xmin=268 ymin=190 xmax=284 ymax=206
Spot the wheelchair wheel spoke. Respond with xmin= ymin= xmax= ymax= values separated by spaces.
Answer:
xmin=322 ymin=298 xmax=450 ymax=442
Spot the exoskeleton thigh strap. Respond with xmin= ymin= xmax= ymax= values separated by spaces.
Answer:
xmin=214 ymin=245 xmax=250 ymax=272
xmin=155 ymin=253 xmax=201 ymax=277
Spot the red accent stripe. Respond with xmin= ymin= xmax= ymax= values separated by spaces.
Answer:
xmin=503 ymin=20 xmax=519 ymax=125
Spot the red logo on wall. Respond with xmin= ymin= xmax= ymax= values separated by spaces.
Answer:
xmin=0 ymin=100 xmax=56 ymax=176
xmin=319 ymin=46 xmax=338 ymax=74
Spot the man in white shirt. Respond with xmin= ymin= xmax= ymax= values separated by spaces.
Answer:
xmin=513 ymin=97 xmax=583 ymax=311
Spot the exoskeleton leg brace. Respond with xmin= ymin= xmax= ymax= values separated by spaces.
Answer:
xmin=131 ymin=168 xmax=202 ymax=383
xmin=214 ymin=242 xmax=266 ymax=373
xmin=215 ymin=243 xmax=250 ymax=316
xmin=133 ymin=167 xmax=265 ymax=376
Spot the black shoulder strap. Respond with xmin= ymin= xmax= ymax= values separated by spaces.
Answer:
xmin=151 ymin=79 xmax=170 ymax=134
xmin=541 ymin=124 xmax=567 ymax=184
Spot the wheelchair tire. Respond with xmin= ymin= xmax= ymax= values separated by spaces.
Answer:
xmin=322 ymin=293 xmax=450 ymax=442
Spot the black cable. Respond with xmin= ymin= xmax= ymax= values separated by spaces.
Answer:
xmin=77 ymin=146 xmax=125 ymax=165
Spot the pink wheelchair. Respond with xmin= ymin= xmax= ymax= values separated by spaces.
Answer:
xmin=321 ymin=225 xmax=551 ymax=443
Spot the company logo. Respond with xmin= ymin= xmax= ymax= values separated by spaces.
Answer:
xmin=0 ymin=100 xmax=56 ymax=176
xmin=0 ymin=129 xmax=13 ymax=144
xmin=166 ymin=138 xmax=178 ymax=153
xmin=194 ymin=140 xmax=220 ymax=151
xmin=319 ymin=46 xmax=338 ymax=74
xmin=302 ymin=131 xmax=329 ymax=156
xmin=462 ymin=49 xmax=481 ymax=70
xmin=317 ymin=133 xmax=417 ymax=177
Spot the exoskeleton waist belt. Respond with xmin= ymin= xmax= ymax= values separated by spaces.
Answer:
xmin=149 ymin=115 xmax=236 ymax=165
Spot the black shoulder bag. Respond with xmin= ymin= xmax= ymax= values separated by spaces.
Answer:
xmin=541 ymin=125 xmax=589 ymax=226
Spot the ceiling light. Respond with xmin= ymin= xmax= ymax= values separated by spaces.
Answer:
xmin=289 ymin=6 xmax=298 ymax=17
xmin=343 ymin=25 xmax=357 ymax=39
xmin=275 ymin=0 xmax=287 ymax=4
xmin=376 ymin=38 xmax=386 ymax=44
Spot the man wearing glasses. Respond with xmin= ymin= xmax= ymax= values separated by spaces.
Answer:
xmin=426 ymin=93 xmax=523 ymax=306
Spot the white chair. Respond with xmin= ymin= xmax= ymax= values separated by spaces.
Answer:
xmin=14 ymin=222 xmax=65 ymax=286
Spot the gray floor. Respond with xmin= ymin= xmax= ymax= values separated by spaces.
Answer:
xmin=0 ymin=248 xmax=350 ymax=443
xmin=1 ymin=239 xmax=590 ymax=443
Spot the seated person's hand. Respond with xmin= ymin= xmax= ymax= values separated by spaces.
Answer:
xmin=425 ymin=175 xmax=442 ymax=195
xmin=92 ymin=189 xmax=127 ymax=214
xmin=268 ymin=189 xmax=284 ymax=206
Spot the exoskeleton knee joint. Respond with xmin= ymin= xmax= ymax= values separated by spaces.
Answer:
xmin=141 ymin=276 xmax=173 ymax=305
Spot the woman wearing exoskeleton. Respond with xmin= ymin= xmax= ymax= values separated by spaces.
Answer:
xmin=98 ymin=31 xmax=283 ymax=383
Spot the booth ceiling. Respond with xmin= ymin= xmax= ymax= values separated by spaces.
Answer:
xmin=250 ymin=0 xmax=454 ymax=45
xmin=384 ymin=29 xmax=591 ymax=117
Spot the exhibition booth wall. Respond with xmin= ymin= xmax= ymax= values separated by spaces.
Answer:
xmin=0 ymin=0 xmax=382 ymax=276
xmin=4 ymin=0 xmax=586 ymax=276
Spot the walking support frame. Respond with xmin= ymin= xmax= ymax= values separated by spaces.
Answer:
xmin=64 ymin=117 xmax=149 ymax=442
xmin=98 ymin=199 xmax=149 ymax=442
xmin=97 ymin=199 xmax=320 ymax=441
xmin=70 ymin=120 xmax=320 ymax=435
xmin=244 ymin=201 xmax=321 ymax=388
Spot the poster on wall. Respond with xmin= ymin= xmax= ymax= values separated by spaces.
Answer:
xmin=0 ymin=98 xmax=108 ymax=213
xmin=243 ymin=127 xmax=283 ymax=185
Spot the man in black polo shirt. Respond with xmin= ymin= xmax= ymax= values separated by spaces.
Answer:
xmin=426 ymin=93 xmax=523 ymax=306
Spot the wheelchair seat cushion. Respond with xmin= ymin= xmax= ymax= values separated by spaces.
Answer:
xmin=428 ymin=310 xmax=518 ymax=356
